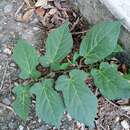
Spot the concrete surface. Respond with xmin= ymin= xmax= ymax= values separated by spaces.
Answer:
xmin=69 ymin=0 xmax=130 ymax=64
xmin=100 ymin=0 xmax=130 ymax=31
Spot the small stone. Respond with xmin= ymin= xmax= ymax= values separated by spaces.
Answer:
xmin=3 ymin=48 xmax=11 ymax=55
xmin=19 ymin=125 xmax=24 ymax=130
xmin=121 ymin=106 xmax=130 ymax=111
xmin=33 ymin=27 xmax=40 ymax=31
xmin=48 ymin=8 xmax=57 ymax=15
xmin=8 ymin=122 xmax=17 ymax=129
xmin=38 ymin=118 xmax=42 ymax=123
xmin=115 ymin=116 xmax=120 ymax=123
xmin=4 ymin=4 xmax=13 ymax=13
xmin=10 ymin=63 xmax=16 ymax=67
xmin=2 ymin=98 xmax=11 ymax=105
xmin=66 ymin=113 xmax=72 ymax=121
xmin=121 ymin=120 xmax=129 ymax=130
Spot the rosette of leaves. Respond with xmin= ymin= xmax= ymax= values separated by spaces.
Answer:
xmin=12 ymin=21 xmax=130 ymax=128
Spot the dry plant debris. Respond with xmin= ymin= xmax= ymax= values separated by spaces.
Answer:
xmin=1 ymin=0 xmax=130 ymax=130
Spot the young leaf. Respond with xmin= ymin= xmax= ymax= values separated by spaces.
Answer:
xmin=13 ymin=39 xmax=40 ymax=79
xmin=12 ymin=85 xmax=31 ymax=121
xmin=50 ymin=63 xmax=69 ymax=71
xmin=39 ymin=22 xmax=73 ymax=68
xmin=55 ymin=69 xmax=98 ymax=127
xmin=80 ymin=21 xmax=121 ymax=64
xmin=72 ymin=52 xmax=80 ymax=64
xmin=113 ymin=44 xmax=123 ymax=53
xmin=30 ymin=79 xmax=64 ymax=127
xmin=124 ymin=74 xmax=130 ymax=80
xmin=91 ymin=62 xmax=130 ymax=100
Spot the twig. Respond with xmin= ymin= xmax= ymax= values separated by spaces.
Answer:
xmin=100 ymin=124 xmax=106 ymax=130
xmin=72 ymin=30 xmax=88 ymax=35
xmin=0 ymin=102 xmax=14 ymax=112
xmin=15 ymin=2 xmax=25 ymax=17
xmin=105 ymin=98 xmax=130 ymax=119
xmin=105 ymin=98 xmax=120 ymax=108
xmin=0 ymin=61 xmax=8 ymax=90
xmin=24 ymin=0 xmax=31 ymax=7
xmin=71 ymin=17 xmax=80 ymax=31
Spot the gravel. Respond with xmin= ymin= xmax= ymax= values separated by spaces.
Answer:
xmin=4 ymin=4 xmax=13 ymax=13
xmin=0 ymin=0 xmax=130 ymax=130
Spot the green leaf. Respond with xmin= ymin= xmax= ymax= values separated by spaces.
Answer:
xmin=51 ymin=63 xmax=69 ymax=71
xmin=30 ymin=79 xmax=64 ymax=127
xmin=39 ymin=22 xmax=73 ymax=68
xmin=59 ymin=63 xmax=69 ymax=70
xmin=13 ymin=39 xmax=40 ymax=79
xmin=72 ymin=52 xmax=80 ymax=64
xmin=113 ymin=44 xmax=123 ymax=53
xmin=12 ymin=85 xmax=31 ymax=121
xmin=124 ymin=74 xmax=130 ymax=80
xmin=91 ymin=62 xmax=130 ymax=100
xmin=56 ymin=69 xmax=98 ymax=127
xmin=80 ymin=21 xmax=121 ymax=64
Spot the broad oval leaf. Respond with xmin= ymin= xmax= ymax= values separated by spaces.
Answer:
xmin=113 ymin=44 xmax=123 ymax=53
xmin=55 ymin=69 xmax=98 ymax=127
xmin=30 ymin=79 xmax=64 ymax=127
xmin=91 ymin=62 xmax=130 ymax=100
xmin=80 ymin=21 xmax=121 ymax=64
xmin=39 ymin=22 xmax=73 ymax=68
xmin=12 ymin=85 xmax=31 ymax=121
xmin=13 ymin=39 xmax=40 ymax=79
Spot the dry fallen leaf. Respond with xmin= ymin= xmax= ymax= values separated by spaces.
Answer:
xmin=35 ymin=0 xmax=53 ymax=8
xmin=35 ymin=0 xmax=48 ymax=7
xmin=22 ymin=9 xmax=34 ymax=23
xmin=48 ymin=8 xmax=57 ymax=15
xmin=24 ymin=0 xmax=33 ymax=7
xmin=35 ymin=8 xmax=46 ymax=17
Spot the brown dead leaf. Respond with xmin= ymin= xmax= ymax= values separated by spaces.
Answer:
xmin=35 ymin=0 xmax=53 ymax=8
xmin=48 ymin=8 xmax=57 ymax=15
xmin=22 ymin=9 xmax=34 ymax=23
xmin=35 ymin=0 xmax=48 ymax=7
xmin=24 ymin=0 xmax=34 ymax=7
xmin=35 ymin=8 xmax=46 ymax=17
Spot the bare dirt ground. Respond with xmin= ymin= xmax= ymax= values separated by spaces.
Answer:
xmin=0 ymin=0 xmax=130 ymax=130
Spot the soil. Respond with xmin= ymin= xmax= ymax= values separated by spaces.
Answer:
xmin=0 ymin=0 xmax=130 ymax=130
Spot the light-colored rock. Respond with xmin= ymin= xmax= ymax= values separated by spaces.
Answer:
xmin=19 ymin=125 xmax=24 ymax=130
xmin=100 ymin=0 xmax=130 ymax=31
xmin=121 ymin=120 xmax=129 ymax=130
xmin=4 ymin=4 xmax=13 ymax=13
xmin=2 ymin=98 xmax=11 ymax=105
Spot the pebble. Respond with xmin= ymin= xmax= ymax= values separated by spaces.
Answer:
xmin=10 ymin=63 xmax=16 ymax=67
xmin=66 ymin=113 xmax=72 ymax=121
xmin=4 ymin=4 xmax=13 ymax=13
xmin=19 ymin=125 xmax=24 ymax=130
xmin=2 ymin=98 xmax=11 ymax=105
xmin=8 ymin=122 xmax=17 ymax=129
xmin=114 ymin=116 xmax=120 ymax=123
xmin=33 ymin=27 xmax=40 ymax=31
xmin=121 ymin=120 xmax=129 ymax=130
xmin=3 ymin=48 xmax=11 ymax=55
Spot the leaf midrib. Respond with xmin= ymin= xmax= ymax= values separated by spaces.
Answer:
xmin=22 ymin=45 xmax=33 ymax=75
xmin=52 ymin=27 xmax=66 ymax=63
xmin=20 ymin=89 xmax=27 ymax=118
xmin=70 ymin=80 xmax=87 ymax=116
xmin=86 ymin=26 xmax=116 ymax=57
xmin=43 ymin=87 xmax=57 ymax=123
